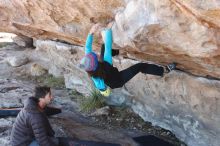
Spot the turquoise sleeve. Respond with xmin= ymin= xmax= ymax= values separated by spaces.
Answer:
xmin=103 ymin=29 xmax=112 ymax=65
xmin=86 ymin=33 xmax=108 ymax=90
xmin=85 ymin=34 xmax=93 ymax=54
xmin=91 ymin=77 xmax=106 ymax=90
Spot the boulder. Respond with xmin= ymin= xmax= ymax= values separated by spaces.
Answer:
xmin=0 ymin=1 xmax=220 ymax=145
xmin=35 ymin=39 xmax=220 ymax=146
xmin=0 ymin=0 xmax=219 ymax=78
xmin=12 ymin=35 xmax=33 ymax=47
xmin=6 ymin=55 xmax=29 ymax=67
xmin=30 ymin=63 xmax=47 ymax=76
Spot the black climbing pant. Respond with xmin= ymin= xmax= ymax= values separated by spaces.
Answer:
xmin=103 ymin=62 xmax=164 ymax=89
xmin=98 ymin=43 xmax=164 ymax=89
xmin=118 ymin=63 xmax=164 ymax=87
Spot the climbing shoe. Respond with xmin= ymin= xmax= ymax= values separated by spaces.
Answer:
xmin=166 ymin=62 xmax=176 ymax=72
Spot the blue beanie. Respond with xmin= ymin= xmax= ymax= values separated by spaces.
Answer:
xmin=81 ymin=52 xmax=98 ymax=71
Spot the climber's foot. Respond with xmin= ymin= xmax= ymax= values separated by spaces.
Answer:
xmin=166 ymin=62 xmax=177 ymax=73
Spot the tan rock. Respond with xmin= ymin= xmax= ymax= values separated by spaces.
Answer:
xmin=30 ymin=63 xmax=47 ymax=76
xmin=0 ymin=0 xmax=219 ymax=78
xmin=0 ymin=1 xmax=220 ymax=146
xmin=6 ymin=55 xmax=29 ymax=67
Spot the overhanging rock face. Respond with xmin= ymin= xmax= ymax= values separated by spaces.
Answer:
xmin=0 ymin=0 xmax=124 ymax=46
xmin=0 ymin=0 xmax=220 ymax=146
xmin=0 ymin=0 xmax=219 ymax=78
xmin=112 ymin=0 xmax=220 ymax=78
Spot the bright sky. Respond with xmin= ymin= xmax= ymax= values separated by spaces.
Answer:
xmin=0 ymin=32 xmax=16 ymax=43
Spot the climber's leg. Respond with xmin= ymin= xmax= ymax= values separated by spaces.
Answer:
xmin=139 ymin=63 xmax=164 ymax=76
xmin=118 ymin=63 xmax=164 ymax=86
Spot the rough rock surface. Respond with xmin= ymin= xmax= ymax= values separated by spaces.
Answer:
xmin=30 ymin=63 xmax=48 ymax=76
xmin=129 ymin=71 xmax=220 ymax=146
xmin=6 ymin=55 xmax=29 ymax=67
xmin=0 ymin=0 xmax=219 ymax=78
xmin=34 ymin=40 xmax=220 ymax=146
xmin=0 ymin=33 xmax=219 ymax=146
xmin=0 ymin=79 xmax=140 ymax=146
xmin=0 ymin=79 xmax=34 ymax=108
xmin=12 ymin=35 xmax=33 ymax=47
xmin=0 ymin=1 xmax=219 ymax=146
xmin=0 ymin=41 xmax=146 ymax=146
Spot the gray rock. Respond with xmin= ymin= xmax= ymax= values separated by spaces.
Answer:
xmin=6 ymin=55 xmax=29 ymax=67
xmin=105 ymin=88 xmax=133 ymax=106
xmin=0 ymin=118 xmax=14 ymax=127
xmin=0 ymin=79 xmax=34 ymax=108
xmin=12 ymin=35 xmax=33 ymax=47
xmin=0 ymin=98 xmax=22 ymax=108
xmin=49 ymin=65 xmax=64 ymax=77
xmin=129 ymin=71 xmax=220 ymax=146
xmin=30 ymin=63 xmax=47 ymax=76
xmin=90 ymin=106 xmax=110 ymax=116
xmin=64 ymin=73 xmax=91 ymax=95
xmin=33 ymin=39 xmax=220 ymax=146
xmin=64 ymin=74 xmax=84 ymax=87
xmin=0 ymin=118 xmax=15 ymax=146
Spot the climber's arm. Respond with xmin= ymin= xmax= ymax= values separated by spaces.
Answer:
xmin=103 ymin=29 xmax=113 ymax=65
xmin=85 ymin=23 xmax=102 ymax=54
xmin=85 ymin=34 xmax=93 ymax=54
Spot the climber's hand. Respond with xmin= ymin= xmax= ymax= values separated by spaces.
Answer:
xmin=107 ymin=21 xmax=114 ymax=29
xmin=89 ymin=23 xmax=103 ymax=35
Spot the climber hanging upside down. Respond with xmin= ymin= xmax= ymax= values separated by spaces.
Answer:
xmin=80 ymin=22 xmax=176 ymax=97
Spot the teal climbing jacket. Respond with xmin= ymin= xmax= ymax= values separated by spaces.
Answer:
xmin=85 ymin=29 xmax=113 ymax=90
